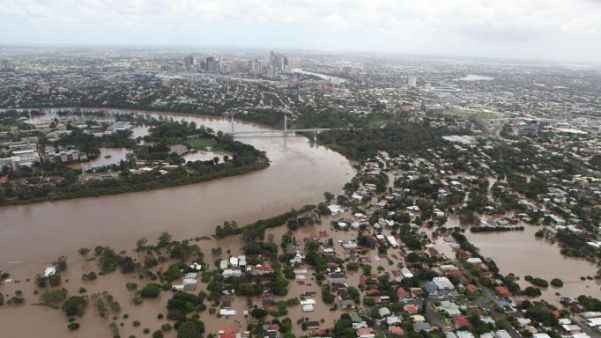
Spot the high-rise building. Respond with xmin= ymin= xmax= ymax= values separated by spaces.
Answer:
xmin=408 ymin=74 xmax=417 ymax=88
xmin=184 ymin=55 xmax=194 ymax=70
xmin=269 ymin=51 xmax=288 ymax=73
xmin=248 ymin=59 xmax=261 ymax=74
xmin=204 ymin=57 xmax=221 ymax=73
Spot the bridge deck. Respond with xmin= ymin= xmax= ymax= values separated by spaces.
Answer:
xmin=227 ymin=128 xmax=347 ymax=135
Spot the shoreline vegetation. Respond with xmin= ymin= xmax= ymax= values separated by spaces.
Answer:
xmin=214 ymin=204 xmax=318 ymax=240
xmin=469 ymin=225 xmax=525 ymax=233
xmin=0 ymin=161 xmax=269 ymax=206
xmin=0 ymin=110 xmax=270 ymax=206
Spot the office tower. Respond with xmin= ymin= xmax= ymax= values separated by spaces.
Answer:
xmin=408 ymin=74 xmax=417 ymax=88
xmin=184 ymin=55 xmax=194 ymax=70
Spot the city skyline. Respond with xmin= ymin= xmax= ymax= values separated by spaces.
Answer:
xmin=2 ymin=0 xmax=601 ymax=64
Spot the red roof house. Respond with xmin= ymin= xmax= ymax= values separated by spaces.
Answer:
xmin=453 ymin=316 xmax=473 ymax=330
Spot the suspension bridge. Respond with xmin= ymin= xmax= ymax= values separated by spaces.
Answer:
xmin=225 ymin=115 xmax=354 ymax=140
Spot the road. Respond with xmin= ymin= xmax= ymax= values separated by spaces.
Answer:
xmin=454 ymin=259 xmax=522 ymax=338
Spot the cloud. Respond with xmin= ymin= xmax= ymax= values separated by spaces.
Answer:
xmin=0 ymin=0 xmax=600 ymax=61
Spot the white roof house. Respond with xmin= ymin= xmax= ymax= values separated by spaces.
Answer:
xmin=386 ymin=316 xmax=402 ymax=325
xmin=495 ymin=330 xmax=512 ymax=338
xmin=302 ymin=304 xmax=315 ymax=312
xmin=172 ymin=284 xmax=185 ymax=291
xmin=532 ymin=333 xmax=552 ymax=338
xmin=386 ymin=236 xmax=399 ymax=248
xmin=457 ymin=332 xmax=475 ymax=338
xmin=183 ymin=278 xmax=197 ymax=285
xmin=466 ymin=257 xmax=482 ymax=265
xmin=300 ymin=299 xmax=316 ymax=306
xmin=44 ymin=266 xmax=57 ymax=277
xmin=189 ymin=262 xmax=202 ymax=271
xmin=432 ymin=277 xmax=455 ymax=290
xmin=580 ymin=311 xmax=601 ymax=318
xmin=219 ymin=259 xmax=229 ymax=270
xmin=222 ymin=269 xmax=242 ymax=278
xmin=401 ymin=268 xmax=414 ymax=279
xmin=220 ymin=308 xmax=237 ymax=316
xmin=378 ymin=307 xmax=391 ymax=317
xmin=588 ymin=317 xmax=601 ymax=327
xmin=328 ymin=204 xmax=344 ymax=215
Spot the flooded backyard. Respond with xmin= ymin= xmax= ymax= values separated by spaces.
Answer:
xmin=466 ymin=224 xmax=601 ymax=303
xmin=73 ymin=147 xmax=132 ymax=171
xmin=183 ymin=149 xmax=231 ymax=163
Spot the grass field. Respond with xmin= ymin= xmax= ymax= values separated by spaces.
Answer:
xmin=186 ymin=137 xmax=217 ymax=150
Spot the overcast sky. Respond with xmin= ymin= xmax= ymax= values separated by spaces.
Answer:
xmin=1 ymin=0 xmax=601 ymax=63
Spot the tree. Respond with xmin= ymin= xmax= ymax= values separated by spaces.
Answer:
xmin=158 ymin=232 xmax=173 ymax=247
xmin=162 ymin=262 xmax=185 ymax=282
xmin=280 ymin=318 xmax=292 ymax=333
xmin=78 ymin=247 xmax=90 ymax=258
xmin=177 ymin=319 xmax=204 ymax=338
xmin=54 ymin=257 xmax=68 ymax=272
xmin=40 ymin=288 xmax=68 ymax=304
xmin=120 ymin=256 xmax=136 ymax=273
xmin=62 ymin=296 xmax=87 ymax=317
xmin=324 ymin=192 xmax=334 ymax=203
xmin=306 ymin=240 xmax=320 ymax=253
xmin=334 ymin=314 xmax=355 ymax=338
xmin=524 ymin=287 xmax=542 ymax=297
xmin=525 ymin=306 xmax=558 ymax=326
xmin=347 ymin=286 xmax=360 ymax=302
xmin=48 ymin=274 xmax=62 ymax=287
xmin=550 ymin=278 xmax=563 ymax=288
xmin=251 ymin=308 xmax=268 ymax=319
xmin=67 ymin=322 xmax=80 ymax=331
xmin=346 ymin=262 xmax=360 ymax=271
xmin=273 ymin=273 xmax=289 ymax=296
xmin=140 ymin=283 xmax=162 ymax=299
xmin=35 ymin=275 xmax=48 ymax=288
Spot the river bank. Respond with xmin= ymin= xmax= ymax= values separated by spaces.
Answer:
xmin=0 ymin=108 xmax=355 ymax=283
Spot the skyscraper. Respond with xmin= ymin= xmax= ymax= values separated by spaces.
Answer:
xmin=408 ymin=74 xmax=417 ymax=88
xmin=269 ymin=51 xmax=288 ymax=73
xmin=204 ymin=57 xmax=221 ymax=73
xmin=184 ymin=55 xmax=194 ymax=70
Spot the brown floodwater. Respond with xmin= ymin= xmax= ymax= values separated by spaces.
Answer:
xmin=0 ymin=108 xmax=354 ymax=280
xmin=75 ymin=147 xmax=132 ymax=171
xmin=466 ymin=225 xmax=601 ymax=303
xmin=183 ymin=149 xmax=231 ymax=163
xmin=0 ymin=108 xmax=354 ymax=337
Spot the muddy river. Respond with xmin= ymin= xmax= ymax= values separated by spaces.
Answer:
xmin=0 ymin=108 xmax=354 ymax=278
